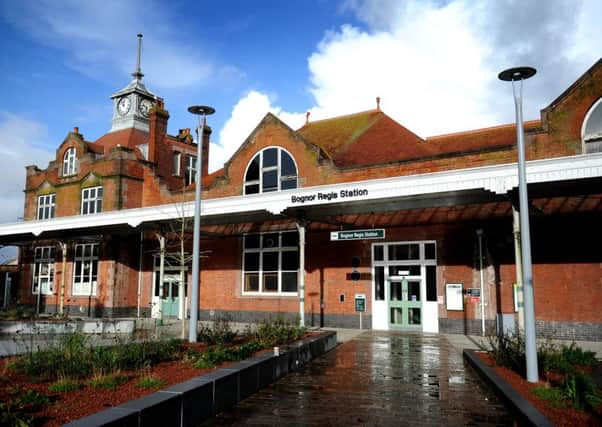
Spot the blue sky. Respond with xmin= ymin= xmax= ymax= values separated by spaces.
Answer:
xmin=0 ymin=0 xmax=601 ymax=226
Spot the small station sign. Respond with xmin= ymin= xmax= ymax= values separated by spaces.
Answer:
xmin=330 ymin=229 xmax=385 ymax=241
xmin=355 ymin=294 xmax=366 ymax=312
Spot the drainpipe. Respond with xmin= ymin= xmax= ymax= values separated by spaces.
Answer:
xmin=137 ymin=231 xmax=144 ymax=317
xmin=476 ymin=229 xmax=486 ymax=336
xmin=295 ymin=221 xmax=306 ymax=327
xmin=156 ymin=233 xmax=165 ymax=325
xmin=512 ymin=206 xmax=525 ymax=332
xmin=59 ymin=242 xmax=67 ymax=316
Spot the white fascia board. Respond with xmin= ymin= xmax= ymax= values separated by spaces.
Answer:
xmin=2 ymin=152 xmax=602 ymax=238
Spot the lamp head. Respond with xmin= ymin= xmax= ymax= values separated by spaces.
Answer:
xmin=498 ymin=67 xmax=536 ymax=82
xmin=187 ymin=105 xmax=215 ymax=116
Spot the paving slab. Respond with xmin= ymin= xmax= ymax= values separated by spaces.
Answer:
xmin=202 ymin=331 xmax=513 ymax=426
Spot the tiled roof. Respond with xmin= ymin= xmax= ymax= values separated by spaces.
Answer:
xmin=297 ymin=109 xmax=428 ymax=167
xmin=426 ymin=120 xmax=542 ymax=155
xmin=93 ymin=128 xmax=149 ymax=151
xmin=297 ymin=109 xmax=543 ymax=167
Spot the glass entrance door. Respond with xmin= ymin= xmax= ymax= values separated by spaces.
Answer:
xmin=388 ymin=279 xmax=422 ymax=329
xmin=161 ymin=274 xmax=181 ymax=317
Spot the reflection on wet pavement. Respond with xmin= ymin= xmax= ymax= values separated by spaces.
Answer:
xmin=202 ymin=331 xmax=512 ymax=426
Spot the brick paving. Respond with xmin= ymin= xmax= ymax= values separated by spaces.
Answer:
xmin=202 ymin=331 xmax=512 ymax=426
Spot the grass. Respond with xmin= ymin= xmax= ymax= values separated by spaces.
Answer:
xmin=135 ymin=376 xmax=167 ymax=389
xmin=87 ymin=373 xmax=128 ymax=389
xmin=48 ymin=378 xmax=81 ymax=393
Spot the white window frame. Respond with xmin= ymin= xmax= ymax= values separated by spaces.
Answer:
xmin=37 ymin=193 xmax=56 ymax=220
xmin=582 ymin=97 xmax=602 ymax=154
xmin=138 ymin=143 xmax=149 ymax=160
xmin=32 ymin=246 xmax=54 ymax=295
xmin=72 ymin=243 xmax=99 ymax=296
xmin=242 ymin=231 xmax=299 ymax=296
xmin=62 ymin=147 xmax=78 ymax=176
xmin=185 ymin=154 xmax=197 ymax=185
xmin=172 ymin=151 xmax=181 ymax=176
xmin=243 ymin=146 xmax=298 ymax=195
xmin=81 ymin=186 xmax=103 ymax=215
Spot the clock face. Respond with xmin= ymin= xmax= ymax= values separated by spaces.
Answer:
xmin=139 ymin=99 xmax=153 ymax=117
xmin=117 ymin=97 xmax=131 ymax=116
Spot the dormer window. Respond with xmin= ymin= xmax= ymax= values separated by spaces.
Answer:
xmin=62 ymin=147 xmax=78 ymax=176
xmin=244 ymin=147 xmax=298 ymax=195
xmin=583 ymin=97 xmax=602 ymax=153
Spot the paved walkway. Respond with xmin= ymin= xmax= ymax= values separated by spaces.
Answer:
xmin=202 ymin=331 xmax=513 ymax=426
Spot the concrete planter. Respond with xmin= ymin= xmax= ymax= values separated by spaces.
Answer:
xmin=0 ymin=319 xmax=135 ymax=335
xmin=463 ymin=349 xmax=553 ymax=427
xmin=64 ymin=331 xmax=337 ymax=427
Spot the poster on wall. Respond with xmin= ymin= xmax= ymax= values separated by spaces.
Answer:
xmin=445 ymin=283 xmax=464 ymax=311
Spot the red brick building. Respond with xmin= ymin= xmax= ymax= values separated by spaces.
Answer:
xmin=1 ymin=57 xmax=601 ymax=339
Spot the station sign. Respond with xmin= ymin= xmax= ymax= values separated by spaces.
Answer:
xmin=330 ymin=229 xmax=385 ymax=241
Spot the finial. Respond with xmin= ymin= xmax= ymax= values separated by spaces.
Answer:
xmin=376 ymin=96 xmax=381 ymax=111
xmin=305 ymin=111 xmax=310 ymax=125
xmin=132 ymin=33 xmax=144 ymax=80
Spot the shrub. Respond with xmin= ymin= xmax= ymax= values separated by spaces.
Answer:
xmin=87 ymin=373 xmax=128 ymax=389
xmin=193 ymin=341 xmax=263 ymax=369
xmin=10 ymin=335 xmax=180 ymax=381
xmin=198 ymin=316 xmax=237 ymax=345
xmin=49 ymin=378 xmax=81 ymax=393
xmin=563 ymin=371 xmax=602 ymax=411
xmin=252 ymin=317 xmax=305 ymax=348
xmin=531 ymin=386 xmax=568 ymax=408
xmin=0 ymin=387 xmax=51 ymax=427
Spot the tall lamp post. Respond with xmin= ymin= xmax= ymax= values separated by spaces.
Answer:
xmin=498 ymin=66 xmax=538 ymax=383
xmin=187 ymin=105 xmax=215 ymax=343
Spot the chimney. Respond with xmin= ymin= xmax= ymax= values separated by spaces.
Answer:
xmin=305 ymin=111 xmax=310 ymax=125
xmin=148 ymin=100 xmax=169 ymax=163
xmin=201 ymin=125 xmax=212 ymax=178
xmin=376 ymin=97 xmax=381 ymax=111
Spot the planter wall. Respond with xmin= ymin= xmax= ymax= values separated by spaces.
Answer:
xmin=64 ymin=331 xmax=337 ymax=427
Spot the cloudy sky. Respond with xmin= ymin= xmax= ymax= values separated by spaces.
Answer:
xmin=0 ymin=0 xmax=601 ymax=224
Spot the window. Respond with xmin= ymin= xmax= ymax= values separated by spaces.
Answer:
xmin=138 ymin=143 xmax=149 ymax=160
xmin=242 ymin=231 xmax=299 ymax=294
xmin=73 ymin=243 xmax=99 ymax=295
xmin=172 ymin=152 xmax=181 ymax=176
xmin=244 ymin=147 xmax=298 ymax=194
xmin=582 ymin=97 xmax=602 ymax=153
xmin=37 ymin=194 xmax=56 ymax=220
xmin=185 ymin=154 xmax=197 ymax=185
xmin=81 ymin=186 xmax=103 ymax=214
xmin=62 ymin=147 xmax=78 ymax=176
xmin=32 ymin=247 xmax=54 ymax=295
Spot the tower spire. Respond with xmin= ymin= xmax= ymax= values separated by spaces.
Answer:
xmin=132 ymin=33 xmax=144 ymax=81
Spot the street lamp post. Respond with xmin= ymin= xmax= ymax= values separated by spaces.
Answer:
xmin=498 ymin=66 xmax=539 ymax=383
xmin=187 ymin=105 xmax=215 ymax=343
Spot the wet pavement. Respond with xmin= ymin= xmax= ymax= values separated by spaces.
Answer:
xmin=202 ymin=331 xmax=512 ymax=426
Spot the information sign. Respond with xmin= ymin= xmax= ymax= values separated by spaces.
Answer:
xmin=445 ymin=283 xmax=464 ymax=311
xmin=354 ymin=294 xmax=366 ymax=312
xmin=331 ymin=229 xmax=385 ymax=241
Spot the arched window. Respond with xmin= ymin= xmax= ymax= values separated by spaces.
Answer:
xmin=244 ymin=147 xmax=298 ymax=194
xmin=582 ymin=97 xmax=602 ymax=153
xmin=62 ymin=147 xmax=78 ymax=176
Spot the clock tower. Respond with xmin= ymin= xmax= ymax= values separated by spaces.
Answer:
xmin=110 ymin=34 xmax=162 ymax=133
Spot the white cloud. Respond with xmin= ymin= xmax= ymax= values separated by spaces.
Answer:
xmin=1 ymin=0 xmax=240 ymax=90
xmin=0 ymin=113 xmax=54 ymax=223
xmin=209 ymin=91 xmax=305 ymax=172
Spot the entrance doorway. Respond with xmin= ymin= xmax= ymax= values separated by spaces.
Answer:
xmin=152 ymin=256 xmax=188 ymax=319
xmin=160 ymin=274 xmax=182 ymax=317
xmin=389 ymin=278 xmax=422 ymax=329
xmin=372 ymin=241 xmax=438 ymax=332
